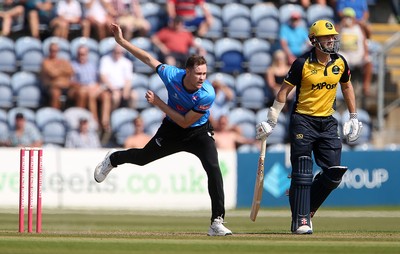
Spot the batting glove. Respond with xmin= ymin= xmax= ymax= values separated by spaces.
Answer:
xmin=256 ymin=120 xmax=275 ymax=140
xmin=343 ymin=113 xmax=363 ymax=143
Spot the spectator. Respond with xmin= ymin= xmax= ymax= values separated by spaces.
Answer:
xmin=7 ymin=113 xmax=43 ymax=147
xmin=209 ymin=79 xmax=235 ymax=128
xmin=83 ymin=0 xmax=114 ymax=40
xmin=166 ymin=0 xmax=213 ymax=37
xmin=71 ymin=45 xmax=111 ymax=130
xmin=0 ymin=0 xmax=25 ymax=37
xmin=24 ymin=0 xmax=55 ymax=39
xmin=40 ymin=42 xmax=76 ymax=110
xmin=213 ymin=115 xmax=256 ymax=151
xmin=151 ymin=16 xmax=205 ymax=68
xmin=338 ymin=7 xmax=372 ymax=97
xmin=110 ymin=0 xmax=150 ymax=40
xmin=65 ymin=117 xmax=102 ymax=148
xmin=335 ymin=0 xmax=371 ymax=38
xmin=279 ymin=1 xmax=329 ymax=9
xmin=99 ymin=44 xmax=134 ymax=130
xmin=279 ymin=11 xmax=310 ymax=64
xmin=123 ymin=116 xmax=151 ymax=148
xmin=50 ymin=0 xmax=90 ymax=39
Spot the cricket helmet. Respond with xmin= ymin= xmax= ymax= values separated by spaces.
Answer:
xmin=308 ymin=20 xmax=340 ymax=54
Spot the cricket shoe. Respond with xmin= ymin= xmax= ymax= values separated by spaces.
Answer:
xmin=293 ymin=220 xmax=313 ymax=235
xmin=207 ymin=216 xmax=232 ymax=236
xmin=94 ymin=149 xmax=117 ymax=183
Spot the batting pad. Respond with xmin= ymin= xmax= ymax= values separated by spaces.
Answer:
xmin=289 ymin=156 xmax=313 ymax=232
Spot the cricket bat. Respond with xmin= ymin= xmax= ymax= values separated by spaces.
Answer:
xmin=250 ymin=138 xmax=267 ymax=222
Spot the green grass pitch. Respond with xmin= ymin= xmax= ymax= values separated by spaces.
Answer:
xmin=1 ymin=207 xmax=399 ymax=254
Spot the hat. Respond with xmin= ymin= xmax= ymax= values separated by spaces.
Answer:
xmin=15 ymin=113 xmax=24 ymax=119
xmin=342 ymin=7 xmax=356 ymax=18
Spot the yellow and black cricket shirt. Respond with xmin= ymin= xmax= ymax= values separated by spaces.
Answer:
xmin=284 ymin=48 xmax=351 ymax=117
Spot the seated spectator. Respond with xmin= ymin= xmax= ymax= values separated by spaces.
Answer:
xmin=151 ymin=16 xmax=205 ymax=68
xmin=0 ymin=0 xmax=25 ymax=37
xmin=50 ymin=0 xmax=90 ymax=39
xmin=82 ymin=0 xmax=114 ymax=40
xmin=279 ymin=11 xmax=310 ymax=64
xmin=65 ymin=117 xmax=102 ymax=148
xmin=209 ymin=79 xmax=235 ymax=128
xmin=213 ymin=115 xmax=256 ymax=151
xmin=24 ymin=0 xmax=55 ymax=39
xmin=40 ymin=42 xmax=76 ymax=110
xmin=99 ymin=44 xmax=134 ymax=130
xmin=264 ymin=49 xmax=295 ymax=111
xmin=166 ymin=0 xmax=213 ymax=37
xmin=123 ymin=116 xmax=151 ymax=148
xmin=5 ymin=113 xmax=43 ymax=147
xmin=71 ymin=45 xmax=111 ymax=130
xmin=335 ymin=0 xmax=371 ymax=38
xmin=110 ymin=0 xmax=150 ymax=40
xmin=338 ymin=7 xmax=372 ymax=97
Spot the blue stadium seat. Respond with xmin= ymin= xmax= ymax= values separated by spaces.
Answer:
xmin=214 ymin=38 xmax=244 ymax=74
xmin=0 ymin=36 xmax=15 ymax=52
xmin=42 ymin=36 xmax=71 ymax=60
xmin=15 ymin=36 xmax=42 ymax=60
xmin=140 ymin=107 xmax=164 ymax=136
xmin=228 ymin=107 xmax=257 ymax=139
xmin=0 ymin=72 xmax=13 ymax=109
xmin=36 ymin=107 xmax=67 ymax=146
xmin=110 ymin=107 xmax=139 ymax=146
xmin=141 ymin=2 xmax=167 ymax=35
xmin=306 ymin=4 xmax=335 ymax=26
xmin=236 ymin=73 xmax=268 ymax=110
xmin=148 ymin=73 xmax=168 ymax=103
xmin=0 ymin=50 xmax=17 ymax=73
xmin=225 ymin=16 xmax=252 ymax=39
xmin=63 ymin=107 xmax=98 ymax=132
xmin=204 ymin=18 xmax=223 ymax=40
xmin=253 ymin=17 xmax=280 ymax=40
xmin=20 ymin=50 xmax=43 ymax=73
xmin=11 ymin=71 xmax=42 ymax=109
xmin=98 ymin=37 xmax=117 ymax=57
xmin=279 ymin=4 xmax=306 ymax=25
xmin=250 ymin=3 xmax=279 ymax=26
xmin=246 ymin=52 xmax=272 ymax=74
xmin=222 ymin=3 xmax=251 ymax=26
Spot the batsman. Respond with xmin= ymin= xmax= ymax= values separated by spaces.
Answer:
xmin=256 ymin=20 xmax=362 ymax=234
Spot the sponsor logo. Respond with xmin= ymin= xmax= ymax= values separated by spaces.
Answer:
xmin=198 ymin=104 xmax=210 ymax=110
xmin=155 ymin=138 xmax=163 ymax=147
xmin=296 ymin=133 xmax=303 ymax=139
xmin=311 ymin=69 xmax=317 ymax=75
xmin=311 ymin=82 xmax=337 ymax=90
xmin=264 ymin=163 xmax=291 ymax=198
xmin=325 ymin=22 xmax=333 ymax=30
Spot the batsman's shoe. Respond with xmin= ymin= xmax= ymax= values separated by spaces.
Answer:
xmin=293 ymin=224 xmax=313 ymax=234
xmin=207 ymin=216 xmax=232 ymax=236
xmin=94 ymin=149 xmax=117 ymax=183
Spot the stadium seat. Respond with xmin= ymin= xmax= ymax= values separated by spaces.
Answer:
xmin=42 ymin=36 xmax=71 ymax=60
xmin=130 ymin=37 xmax=154 ymax=52
xmin=206 ymin=3 xmax=222 ymax=21
xmin=228 ymin=107 xmax=257 ymax=139
xmin=225 ymin=16 xmax=252 ymax=39
xmin=246 ymin=52 xmax=272 ymax=74
xmin=0 ymin=72 xmax=14 ymax=109
xmin=214 ymin=38 xmax=244 ymax=74
xmin=148 ymin=73 xmax=168 ymax=103
xmin=0 ymin=36 xmax=15 ymax=53
xmin=250 ymin=3 xmax=279 ymax=26
xmin=63 ymin=107 xmax=98 ymax=132
xmin=98 ymin=37 xmax=117 ymax=57
xmin=36 ymin=107 xmax=67 ymax=146
xmin=141 ymin=2 xmax=167 ymax=35
xmin=140 ymin=107 xmax=164 ymax=136
xmin=7 ymin=107 xmax=36 ymax=129
xmin=222 ymin=3 xmax=251 ymax=31
xmin=253 ymin=17 xmax=280 ymax=40
xmin=279 ymin=4 xmax=306 ymax=25
xmin=243 ymin=38 xmax=271 ymax=61
xmin=20 ymin=50 xmax=43 ymax=73
xmin=306 ymin=4 xmax=335 ymax=26
xmin=235 ymin=72 xmax=268 ymax=109
xmin=70 ymin=36 xmax=99 ymax=64
xmin=0 ymin=50 xmax=17 ymax=74
xmin=110 ymin=107 xmax=139 ymax=146
xmin=11 ymin=71 xmax=42 ymax=109
xmin=204 ymin=18 xmax=223 ymax=40
xmin=128 ymin=37 xmax=156 ymax=73
xmin=15 ymin=36 xmax=42 ymax=60
xmin=0 ymin=108 xmax=9 ymax=141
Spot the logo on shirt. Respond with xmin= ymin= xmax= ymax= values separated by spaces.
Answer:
xmin=176 ymin=104 xmax=185 ymax=111
xmin=332 ymin=65 xmax=340 ymax=75
xmin=311 ymin=82 xmax=337 ymax=90
xmin=192 ymin=95 xmax=199 ymax=101
xmin=198 ymin=104 xmax=211 ymax=110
